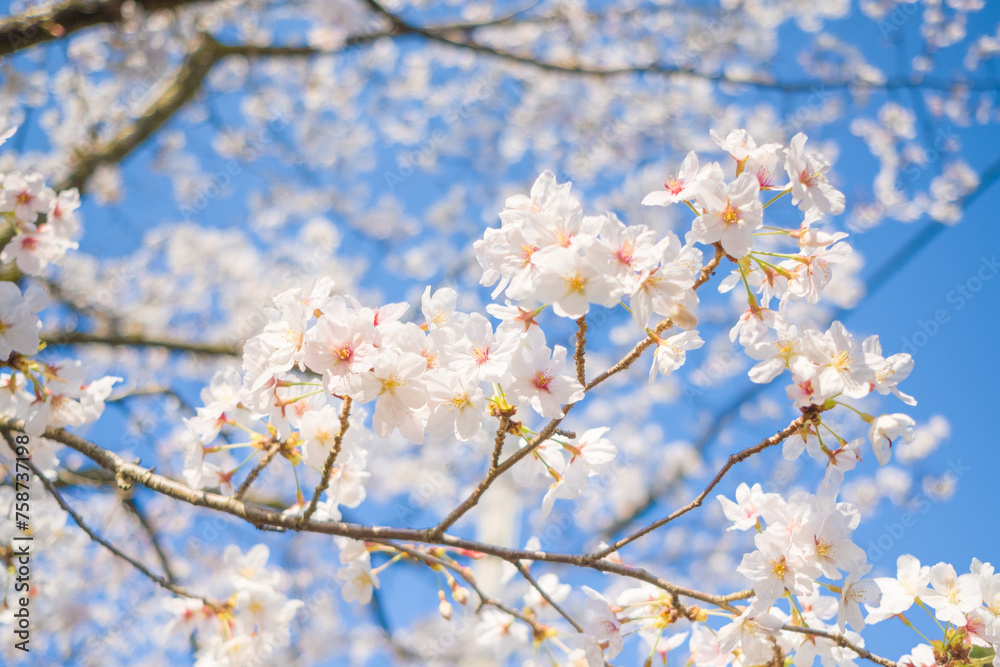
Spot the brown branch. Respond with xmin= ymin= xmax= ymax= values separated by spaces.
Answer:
xmin=695 ymin=243 xmax=727 ymax=290
xmin=298 ymin=396 xmax=352 ymax=525
xmin=585 ymin=244 xmax=726 ymax=393
xmin=121 ymin=496 xmax=179 ymax=584
xmin=431 ymin=411 xmax=571 ymax=536
xmin=489 ymin=413 xmax=509 ymax=471
xmin=373 ymin=539 xmax=554 ymax=635
xmin=590 ymin=409 xmax=819 ymax=560
xmin=0 ymin=428 xmax=215 ymax=605
xmin=55 ymin=31 xmax=222 ymax=193
xmin=362 ymin=0 xmax=1000 ymax=93
xmin=0 ymin=0 xmax=206 ymax=59
xmin=432 ymin=244 xmax=728 ymax=536
xmin=0 ymin=416 xmax=753 ymax=611
xmin=232 ymin=441 xmax=281 ymax=501
xmin=514 ymin=560 xmax=583 ymax=632
xmin=574 ymin=316 xmax=587 ymax=387
xmin=781 ymin=625 xmax=897 ymax=667
xmin=41 ymin=330 xmax=240 ymax=356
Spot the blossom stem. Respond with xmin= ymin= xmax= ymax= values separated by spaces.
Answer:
xmin=285 ymin=389 xmax=328 ymax=403
xmin=762 ymin=188 xmax=793 ymax=208
xmin=737 ymin=261 xmax=756 ymax=303
xmin=895 ymin=614 xmax=933 ymax=644
xmin=832 ymin=401 xmax=874 ymax=423
xmin=751 ymin=250 xmax=802 ymax=261
xmin=372 ymin=553 xmax=405 ymax=576
xmin=212 ymin=443 xmax=256 ymax=451
xmin=648 ymin=627 xmax=665 ymax=665
xmin=820 ymin=421 xmax=847 ymax=446
xmin=915 ymin=599 xmax=946 ymax=632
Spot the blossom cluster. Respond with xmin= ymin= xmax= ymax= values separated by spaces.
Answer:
xmin=0 ymin=127 xmax=80 ymax=276
xmin=568 ymin=482 xmax=1000 ymax=667
xmin=184 ymin=276 xmax=609 ymax=526
xmin=1 ymin=127 xmax=119 ymax=454
xmin=641 ymin=131 xmax=919 ymax=475
xmin=474 ymin=169 xmax=703 ymax=329
xmin=144 ymin=129 xmax=980 ymax=667
xmin=162 ymin=544 xmax=304 ymax=665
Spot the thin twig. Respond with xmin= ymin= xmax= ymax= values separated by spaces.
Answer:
xmin=574 ymin=316 xmax=587 ymax=387
xmin=0 ymin=429 xmax=215 ymax=605
xmin=1 ymin=416 xmax=754 ymax=610
xmin=41 ymin=331 xmax=241 ymax=357
xmin=373 ymin=540 xmax=543 ymax=633
xmin=590 ymin=409 xmax=819 ymax=560
xmin=362 ymin=0 xmax=998 ymax=93
xmin=489 ymin=413 xmax=510 ymax=471
xmin=781 ymin=625 xmax=897 ymax=667
xmin=6 ymin=411 xmax=902 ymax=667
xmin=299 ymin=397 xmax=352 ymax=524
xmin=232 ymin=442 xmax=282 ymax=501
xmin=432 ymin=243 xmax=729 ymax=535
xmin=515 ymin=560 xmax=583 ymax=632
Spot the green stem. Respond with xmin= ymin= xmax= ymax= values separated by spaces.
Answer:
xmin=762 ymin=188 xmax=792 ymax=208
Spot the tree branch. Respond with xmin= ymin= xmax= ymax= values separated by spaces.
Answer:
xmin=590 ymin=409 xmax=819 ymax=560
xmin=574 ymin=316 xmax=587 ymax=387
xmin=781 ymin=624 xmax=898 ymax=667
xmin=0 ymin=416 xmax=756 ymax=611
xmin=232 ymin=441 xmax=281 ymax=501
xmin=0 ymin=0 xmax=205 ymax=58
xmin=514 ymin=560 xmax=584 ymax=632
xmin=299 ymin=396 xmax=352 ymax=524
xmin=362 ymin=0 xmax=1000 ymax=93
xmin=41 ymin=330 xmax=240 ymax=356
xmin=0 ymin=428 xmax=216 ymax=605
xmin=55 ymin=31 xmax=222 ymax=193
xmin=432 ymin=245 xmax=729 ymax=536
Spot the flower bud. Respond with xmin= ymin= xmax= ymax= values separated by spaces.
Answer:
xmin=438 ymin=591 xmax=453 ymax=621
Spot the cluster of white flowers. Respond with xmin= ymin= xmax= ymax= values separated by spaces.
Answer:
xmin=558 ymin=485 xmax=1000 ymax=667
xmin=475 ymin=170 xmax=702 ymax=329
xmin=638 ymin=130 xmax=920 ymax=474
xmin=0 ymin=127 xmax=79 ymax=277
xmin=0 ymin=127 xmax=120 ymax=449
xmin=169 ymin=129 xmax=989 ymax=667
xmin=162 ymin=544 xmax=304 ymax=667
xmin=185 ymin=275 xmax=612 ymax=529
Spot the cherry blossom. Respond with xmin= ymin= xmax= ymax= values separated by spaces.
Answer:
xmin=508 ymin=342 xmax=585 ymax=419
xmin=691 ymin=172 xmax=764 ymax=258
xmin=783 ymin=133 xmax=847 ymax=215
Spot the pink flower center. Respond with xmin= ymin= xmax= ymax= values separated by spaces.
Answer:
xmin=472 ymin=344 xmax=491 ymax=365
xmin=615 ymin=240 xmax=634 ymax=265
xmin=531 ymin=370 xmax=555 ymax=392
